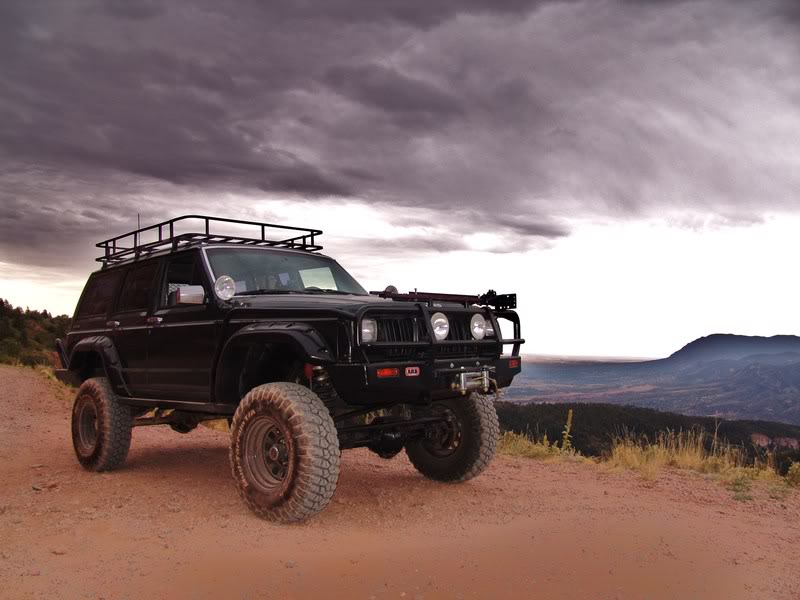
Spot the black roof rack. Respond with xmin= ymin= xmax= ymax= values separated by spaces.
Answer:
xmin=96 ymin=215 xmax=323 ymax=267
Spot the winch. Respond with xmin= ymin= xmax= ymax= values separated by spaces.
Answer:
xmin=450 ymin=369 xmax=491 ymax=395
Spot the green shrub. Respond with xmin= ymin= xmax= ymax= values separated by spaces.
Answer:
xmin=0 ymin=338 xmax=22 ymax=361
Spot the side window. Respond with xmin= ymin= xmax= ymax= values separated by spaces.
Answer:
xmin=162 ymin=253 xmax=206 ymax=307
xmin=117 ymin=263 xmax=159 ymax=313
xmin=76 ymin=271 xmax=122 ymax=318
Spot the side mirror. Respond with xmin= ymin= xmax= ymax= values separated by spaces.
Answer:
xmin=175 ymin=285 xmax=205 ymax=305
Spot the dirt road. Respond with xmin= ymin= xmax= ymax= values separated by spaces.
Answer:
xmin=1 ymin=365 xmax=798 ymax=599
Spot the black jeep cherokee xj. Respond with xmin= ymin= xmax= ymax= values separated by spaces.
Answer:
xmin=56 ymin=215 xmax=524 ymax=522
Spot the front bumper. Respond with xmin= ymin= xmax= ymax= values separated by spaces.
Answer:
xmin=328 ymin=355 xmax=523 ymax=405
xmin=327 ymin=302 xmax=524 ymax=405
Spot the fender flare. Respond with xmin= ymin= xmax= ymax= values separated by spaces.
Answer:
xmin=213 ymin=322 xmax=335 ymax=402
xmin=67 ymin=336 xmax=130 ymax=396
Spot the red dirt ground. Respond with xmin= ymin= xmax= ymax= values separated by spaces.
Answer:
xmin=1 ymin=365 xmax=799 ymax=599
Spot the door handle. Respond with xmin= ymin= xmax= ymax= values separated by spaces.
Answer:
xmin=146 ymin=317 xmax=163 ymax=326
xmin=106 ymin=320 xmax=120 ymax=328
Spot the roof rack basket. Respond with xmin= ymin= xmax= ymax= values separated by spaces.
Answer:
xmin=96 ymin=215 xmax=323 ymax=267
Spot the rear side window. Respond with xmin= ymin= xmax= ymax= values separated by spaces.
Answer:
xmin=117 ymin=262 xmax=159 ymax=312
xmin=76 ymin=271 xmax=122 ymax=318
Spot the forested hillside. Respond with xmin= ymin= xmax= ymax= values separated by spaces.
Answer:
xmin=0 ymin=298 xmax=70 ymax=366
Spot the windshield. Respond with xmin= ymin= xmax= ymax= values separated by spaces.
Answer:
xmin=205 ymin=248 xmax=368 ymax=296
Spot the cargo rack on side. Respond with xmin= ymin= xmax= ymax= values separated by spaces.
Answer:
xmin=96 ymin=215 xmax=323 ymax=267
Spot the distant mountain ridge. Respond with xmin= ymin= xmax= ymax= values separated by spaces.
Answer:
xmin=667 ymin=334 xmax=800 ymax=363
xmin=509 ymin=333 xmax=800 ymax=426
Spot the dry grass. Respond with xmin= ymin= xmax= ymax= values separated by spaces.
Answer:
xmin=31 ymin=364 xmax=76 ymax=405
xmin=496 ymin=409 xmax=795 ymax=498
xmin=498 ymin=431 xmax=564 ymax=459
xmin=604 ymin=428 xmax=786 ymax=496
xmin=607 ymin=429 xmax=742 ymax=478
xmin=497 ymin=407 xmax=586 ymax=461
xmin=497 ymin=429 xmax=590 ymax=463
xmin=786 ymin=462 xmax=800 ymax=488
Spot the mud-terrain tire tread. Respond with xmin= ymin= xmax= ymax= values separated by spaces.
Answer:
xmin=229 ymin=382 xmax=340 ymax=523
xmin=406 ymin=394 xmax=499 ymax=483
xmin=71 ymin=377 xmax=133 ymax=471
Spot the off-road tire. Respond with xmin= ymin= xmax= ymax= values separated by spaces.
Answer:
xmin=229 ymin=382 xmax=340 ymax=523
xmin=405 ymin=394 xmax=499 ymax=482
xmin=71 ymin=377 xmax=133 ymax=471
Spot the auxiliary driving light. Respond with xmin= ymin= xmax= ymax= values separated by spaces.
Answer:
xmin=470 ymin=313 xmax=487 ymax=340
xmin=431 ymin=312 xmax=449 ymax=340
xmin=214 ymin=275 xmax=236 ymax=301
xmin=361 ymin=318 xmax=377 ymax=343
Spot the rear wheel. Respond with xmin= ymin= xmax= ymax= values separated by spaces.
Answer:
xmin=229 ymin=382 xmax=340 ymax=522
xmin=405 ymin=394 xmax=499 ymax=482
xmin=71 ymin=377 xmax=133 ymax=471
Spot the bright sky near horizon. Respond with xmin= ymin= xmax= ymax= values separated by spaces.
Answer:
xmin=2 ymin=203 xmax=798 ymax=359
xmin=2 ymin=0 xmax=799 ymax=358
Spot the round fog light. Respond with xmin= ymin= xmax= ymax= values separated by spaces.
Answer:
xmin=470 ymin=313 xmax=487 ymax=340
xmin=431 ymin=312 xmax=449 ymax=341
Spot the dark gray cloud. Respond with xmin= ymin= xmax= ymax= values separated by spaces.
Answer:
xmin=324 ymin=64 xmax=464 ymax=123
xmin=1 ymin=0 xmax=799 ymax=275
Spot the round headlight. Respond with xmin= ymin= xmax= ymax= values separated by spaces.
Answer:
xmin=430 ymin=312 xmax=449 ymax=341
xmin=361 ymin=318 xmax=377 ymax=343
xmin=470 ymin=313 xmax=487 ymax=340
xmin=214 ymin=275 xmax=236 ymax=301
xmin=485 ymin=320 xmax=495 ymax=337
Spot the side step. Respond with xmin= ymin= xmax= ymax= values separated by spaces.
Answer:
xmin=121 ymin=397 xmax=236 ymax=415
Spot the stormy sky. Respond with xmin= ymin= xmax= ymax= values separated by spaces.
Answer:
xmin=1 ymin=0 xmax=799 ymax=356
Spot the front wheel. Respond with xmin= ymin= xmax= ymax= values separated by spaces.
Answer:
xmin=405 ymin=394 xmax=499 ymax=482
xmin=229 ymin=383 xmax=341 ymax=522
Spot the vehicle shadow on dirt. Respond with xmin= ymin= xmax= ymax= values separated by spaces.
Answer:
xmin=124 ymin=442 xmax=230 ymax=475
xmin=117 ymin=436 xmax=444 ymax=515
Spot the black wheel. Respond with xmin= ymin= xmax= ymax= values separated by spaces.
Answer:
xmin=229 ymin=382 xmax=340 ymax=522
xmin=71 ymin=377 xmax=133 ymax=471
xmin=405 ymin=394 xmax=499 ymax=482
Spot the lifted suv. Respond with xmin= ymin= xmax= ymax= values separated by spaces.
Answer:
xmin=57 ymin=215 xmax=524 ymax=522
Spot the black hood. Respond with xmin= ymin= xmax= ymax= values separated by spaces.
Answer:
xmin=229 ymin=292 xmax=392 ymax=315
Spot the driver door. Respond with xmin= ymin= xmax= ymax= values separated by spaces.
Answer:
xmin=146 ymin=250 xmax=220 ymax=401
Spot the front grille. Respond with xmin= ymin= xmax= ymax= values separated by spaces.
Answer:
xmin=449 ymin=316 xmax=470 ymax=340
xmin=378 ymin=317 xmax=418 ymax=343
xmin=376 ymin=317 xmax=420 ymax=360
xmin=364 ymin=313 xmax=496 ymax=361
